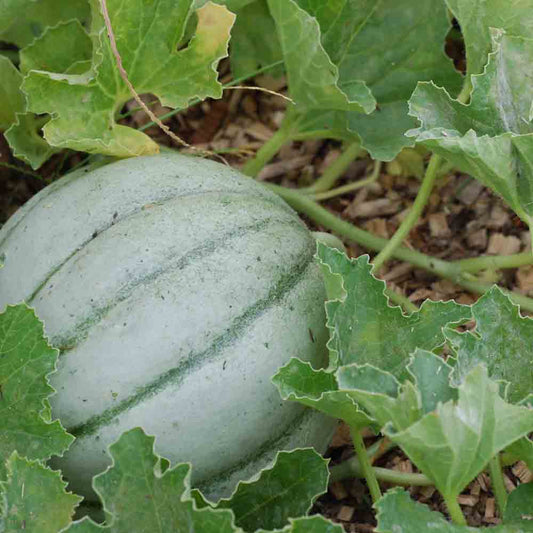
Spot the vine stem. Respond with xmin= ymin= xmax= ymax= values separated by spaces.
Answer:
xmin=445 ymin=497 xmax=468 ymax=525
xmin=372 ymin=154 xmax=442 ymax=272
xmin=241 ymin=108 xmax=297 ymax=177
xmin=264 ymin=183 xmax=533 ymax=312
xmin=330 ymin=461 xmax=433 ymax=486
xmin=453 ymin=253 xmax=533 ymax=273
xmin=370 ymin=80 xmax=474 ymax=272
xmin=350 ymin=427 xmax=382 ymax=503
xmin=489 ymin=454 xmax=508 ymax=517
xmin=313 ymin=161 xmax=382 ymax=201
xmin=305 ymin=141 xmax=362 ymax=193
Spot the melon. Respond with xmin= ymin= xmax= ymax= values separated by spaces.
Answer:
xmin=0 ymin=153 xmax=335 ymax=499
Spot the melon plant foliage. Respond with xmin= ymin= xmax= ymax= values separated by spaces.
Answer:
xmin=2 ymin=0 xmax=533 ymax=530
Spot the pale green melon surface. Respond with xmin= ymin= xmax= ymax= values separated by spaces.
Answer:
xmin=0 ymin=153 xmax=336 ymax=500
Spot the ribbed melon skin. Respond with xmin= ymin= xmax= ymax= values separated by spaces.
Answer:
xmin=0 ymin=153 xmax=335 ymax=499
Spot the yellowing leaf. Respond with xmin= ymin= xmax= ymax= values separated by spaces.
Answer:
xmin=22 ymin=0 xmax=235 ymax=158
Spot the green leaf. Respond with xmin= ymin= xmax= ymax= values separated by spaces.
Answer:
xmin=317 ymin=244 xmax=471 ymax=378
xmin=228 ymin=0 xmax=284 ymax=80
xmin=0 ymin=56 xmax=24 ymax=130
xmin=258 ymin=515 xmax=345 ymax=533
xmin=4 ymin=20 xmax=94 ymax=168
xmin=338 ymin=364 xmax=421 ymax=431
xmin=273 ymin=358 xmax=371 ymax=429
xmin=0 ymin=304 xmax=73 ymax=478
xmin=0 ymin=453 xmax=81 ymax=533
xmin=266 ymin=0 xmax=375 ymax=117
xmin=445 ymin=286 xmax=533 ymax=404
xmin=19 ymin=20 xmax=92 ymax=75
xmin=387 ymin=366 xmax=533 ymax=504
xmin=506 ymin=437 xmax=533 ymax=472
xmin=65 ymin=428 xmax=239 ymax=533
xmin=0 ymin=0 xmax=89 ymax=47
xmin=216 ymin=448 xmax=329 ymax=532
xmin=506 ymin=395 xmax=533 ymax=471
xmin=376 ymin=487 xmax=533 ymax=532
xmin=505 ymin=483 xmax=533 ymax=526
xmin=5 ymin=114 xmax=59 ymax=170
xmin=22 ymin=0 xmax=235 ymax=159
xmin=408 ymin=31 xmax=533 ymax=222
xmin=445 ymin=0 xmax=533 ymax=79
xmin=407 ymin=349 xmax=457 ymax=414
xmin=292 ymin=0 xmax=461 ymax=160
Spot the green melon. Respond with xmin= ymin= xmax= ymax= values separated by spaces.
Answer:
xmin=0 ymin=153 xmax=335 ymax=499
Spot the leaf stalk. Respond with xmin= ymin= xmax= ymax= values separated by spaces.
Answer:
xmin=489 ymin=453 xmax=508 ymax=517
xmin=444 ymin=496 xmax=468 ymax=525
xmin=242 ymin=108 xmax=297 ymax=177
xmin=349 ymin=427 xmax=382 ymax=504
xmin=312 ymin=160 xmax=382 ymax=201
xmin=305 ymin=140 xmax=362 ymax=193
xmin=372 ymin=153 xmax=442 ymax=272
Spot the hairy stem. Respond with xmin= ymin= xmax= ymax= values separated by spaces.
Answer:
xmin=330 ymin=438 xmax=396 ymax=482
xmin=489 ymin=454 xmax=508 ymax=517
xmin=454 ymin=253 xmax=533 ymax=273
xmin=265 ymin=183 xmax=533 ymax=312
xmin=242 ymin=109 xmax=297 ymax=177
xmin=350 ymin=427 xmax=382 ymax=503
xmin=306 ymin=141 xmax=362 ymax=193
xmin=313 ymin=161 xmax=382 ymax=201
xmin=372 ymin=154 xmax=442 ymax=272
xmin=445 ymin=497 xmax=468 ymax=525
xmin=331 ymin=462 xmax=433 ymax=486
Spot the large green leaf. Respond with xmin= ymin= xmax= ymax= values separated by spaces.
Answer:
xmin=65 ymin=428 xmax=239 ymax=533
xmin=0 ymin=0 xmax=89 ymax=47
xmin=376 ymin=488 xmax=533 ymax=532
xmin=216 ymin=449 xmax=329 ymax=532
xmin=445 ymin=0 xmax=533 ymax=79
xmin=303 ymin=0 xmax=461 ymax=160
xmin=317 ymin=244 xmax=471 ymax=378
xmin=445 ymin=287 xmax=533 ymax=404
xmin=228 ymin=0 xmax=283 ymax=79
xmin=387 ymin=366 xmax=533 ymax=504
xmin=22 ymin=0 xmax=234 ymax=159
xmin=0 ymin=453 xmax=81 ymax=533
xmin=408 ymin=30 xmax=533 ymax=222
xmin=270 ymin=0 xmax=460 ymax=160
xmin=266 ymin=0 xmax=375 ymax=118
xmin=0 ymin=305 xmax=73 ymax=479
